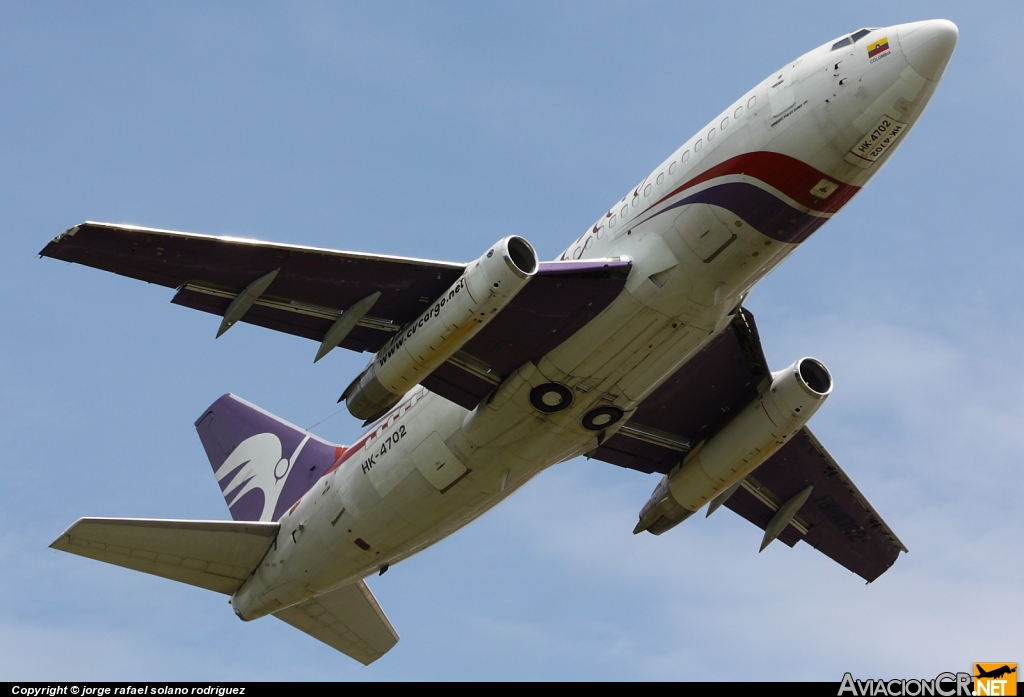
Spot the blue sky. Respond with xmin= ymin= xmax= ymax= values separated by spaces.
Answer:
xmin=1 ymin=1 xmax=1020 ymax=681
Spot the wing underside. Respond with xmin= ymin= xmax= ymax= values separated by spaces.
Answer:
xmin=589 ymin=309 xmax=906 ymax=582
xmin=41 ymin=222 xmax=630 ymax=409
xmin=40 ymin=221 xmax=465 ymax=353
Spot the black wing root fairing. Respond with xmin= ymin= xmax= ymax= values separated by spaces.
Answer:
xmin=592 ymin=309 xmax=769 ymax=474
xmin=420 ymin=260 xmax=632 ymax=409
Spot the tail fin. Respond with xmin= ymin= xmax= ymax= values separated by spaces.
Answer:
xmin=195 ymin=394 xmax=346 ymax=522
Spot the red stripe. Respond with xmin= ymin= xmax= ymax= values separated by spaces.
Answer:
xmin=653 ymin=151 xmax=860 ymax=215
xmin=324 ymin=441 xmax=361 ymax=476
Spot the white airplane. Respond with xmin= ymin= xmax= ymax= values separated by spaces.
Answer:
xmin=44 ymin=20 xmax=957 ymax=665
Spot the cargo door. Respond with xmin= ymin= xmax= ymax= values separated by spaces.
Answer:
xmin=411 ymin=432 xmax=468 ymax=492
xmin=674 ymin=205 xmax=737 ymax=265
xmin=768 ymin=63 xmax=797 ymax=116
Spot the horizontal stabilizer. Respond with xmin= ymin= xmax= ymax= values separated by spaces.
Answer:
xmin=50 ymin=517 xmax=279 ymax=594
xmin=273 ymin=580 xmax=399 ymax=665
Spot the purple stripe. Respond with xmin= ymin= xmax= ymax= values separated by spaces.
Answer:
xmin=652 ymin=182 xmax=829 ymax=244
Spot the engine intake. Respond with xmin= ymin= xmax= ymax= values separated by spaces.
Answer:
xmin=345 ymin=236 xmax=539 ymax=421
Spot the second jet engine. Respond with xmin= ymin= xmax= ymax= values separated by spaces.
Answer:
xmin=634 ymin=357 xmax=833 ymax=535
xmin=344 ymin=236 xmax=539 ymax=421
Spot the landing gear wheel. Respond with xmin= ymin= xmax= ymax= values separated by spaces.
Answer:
xmin=582 ymin=406 xmax=624 ymax=431
xmin=529 ymin=383 xmax=573 ymax=413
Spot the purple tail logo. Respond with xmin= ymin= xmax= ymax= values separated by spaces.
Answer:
xmin=195 ymin=394 xmax=343 ymax=522
xmin=214 ymin=432 xmax=311 ymax=522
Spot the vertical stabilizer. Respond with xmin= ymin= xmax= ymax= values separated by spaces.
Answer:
xmin=195 ymin=394 xmax=345 ymax=522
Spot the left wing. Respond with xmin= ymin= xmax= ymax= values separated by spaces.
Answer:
xmin=593 ymin=310 xmax=769 ymax=474
xmin=722 ymin=426 xmax=907 ymax=582
xmin=590 ymin=309 xmax=906 ymax=582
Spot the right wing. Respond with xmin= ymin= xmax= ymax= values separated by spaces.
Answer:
xmin=40 ymin=221 xmax=466 ymax=353
xmin=49 ymin=517 xmax=279 ymax=594
xmin=273 ymin=580 xmax=399 ymax=665
xmin=41 ymin=222 xmax=632 ymax=410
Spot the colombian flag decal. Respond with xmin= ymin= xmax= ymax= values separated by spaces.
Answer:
xmin=867 ymin=37 xmax=890 ymax=58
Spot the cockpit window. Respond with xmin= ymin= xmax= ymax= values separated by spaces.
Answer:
xmin=831 ymin=36 xmax=852 ymax=51
xmin=851 ymin=29 xmax=872 ymax=42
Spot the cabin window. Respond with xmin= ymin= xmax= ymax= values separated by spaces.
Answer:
xmin=721 ymin=117 xmax=729 ymax=130
xmin=708 ymin=128 xmax=715 ymax=141
xmin=831 ymin=37 xmax=852 ymax=51
xmin=747 ymin=95 xmax=756 ymax=109
xmin=682 ymin=150 xmax=690 ymax=162
xmin=734 ymin=105 xmax=743 ymax=119
xmin=656 ymin=172 xmax=664 ymax=185
xmin=694 ymin=139 xmax=702 ymax=152
xmin=621 ymin=205 xmax=628 ymax=217
xmin=610 ymin=215 xmax=617 ymax=228
xmin=644 ymin=184 xmax=652 ymax=197
xmin=669 ymin=161 xmax=676 ymax=175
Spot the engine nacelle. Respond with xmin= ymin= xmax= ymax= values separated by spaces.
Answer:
xmin=635 ymin=357 xmax=832 ymax=535
xmin=345 ymin=236 xmax=539 ymax=421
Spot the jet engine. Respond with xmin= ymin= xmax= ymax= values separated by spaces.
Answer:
xmin=634 ymin=357 xmax=832 ymax=535
xmin=344 ymin=236 xmax=539 ymax=421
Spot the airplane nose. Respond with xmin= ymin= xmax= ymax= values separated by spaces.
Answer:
xmin=898 ymin=19 xmax=958 ymax=81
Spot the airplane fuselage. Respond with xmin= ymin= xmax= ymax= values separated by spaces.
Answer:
xmin=232 ymin=21 xmax=955 ymax=620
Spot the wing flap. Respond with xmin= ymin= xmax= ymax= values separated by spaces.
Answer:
xmin=273 ymin=580 xmax=399 ymax=665
xmin=50 ymin=517 xmax=279 ymax=594
xmin=722 ymin=428 xmax=907 ymax=582
xmin=171 ymin=284 xmax=392 ymax=352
